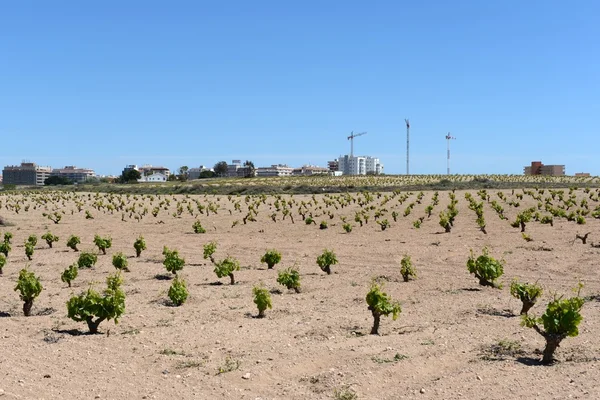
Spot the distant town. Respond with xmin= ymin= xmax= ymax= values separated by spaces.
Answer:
xmin=0 ymin=158 xmax=590 ymax=187
xmin=0 ymin=154 xmax=384 ymax=186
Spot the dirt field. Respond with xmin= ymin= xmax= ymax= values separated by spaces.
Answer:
xmin=0 ymin=189 xmax=599 ymax=399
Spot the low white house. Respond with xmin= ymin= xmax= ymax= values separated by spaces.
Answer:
xmin=138 ymin=172 xmax=168 ymax=183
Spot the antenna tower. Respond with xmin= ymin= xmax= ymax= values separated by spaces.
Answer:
xmin=445 ymin=133 xmax=456 ymax=175
xmin=405 ymin=119 xmax=410 ymax=175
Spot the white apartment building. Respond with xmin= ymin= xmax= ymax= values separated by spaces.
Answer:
xmin=337 ymin=155 xmax=383 ymax=176
xmin=256 ymin=164 xmax=294 ymax=177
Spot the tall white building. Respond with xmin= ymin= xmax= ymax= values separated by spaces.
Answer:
xmin=337 ymin=155 xmax=383 ymax=176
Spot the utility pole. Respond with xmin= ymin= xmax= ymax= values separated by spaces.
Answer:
xmin=347 ymin=131 xmax=367 ymax=158
xmin=446 ymin=133 xmax=456 ymax=175
xmin=405 ymin=119 xmax=410 ymax=175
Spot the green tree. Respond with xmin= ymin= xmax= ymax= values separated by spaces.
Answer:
xmin=44 ymin=176 xmax=72 ymax=185
xmin=243 ymin=160 xmax=255 ymax=178
xmin=122 ymin=169 xmax=141 ymax=183
xmin=199 ymin=170 xmax=215 ymax=179
xmin=214 ymin=161 xmax=229 ymax=177
xmin=178 ymin=166 xmax=189 ymax=181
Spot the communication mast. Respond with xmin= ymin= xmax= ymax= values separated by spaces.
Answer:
xmin=347 ymin=131 xmax=367 ymax=157
xmin=446 ymin=133 xmax=456 ymax=175
xmin=405 ymin=119 xmax=410 ymax=175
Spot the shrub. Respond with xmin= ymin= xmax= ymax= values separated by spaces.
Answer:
xmin=317 ymin=249 xmax=338 ymax=275
xmin=112 ymin=252 xmax=129 ymax=272
xmin=366 ymin=282 xmax=401 ymax=335
xmin=61 ymin=263 xmax=78 ymax=287
xmin=48 ymin=212 xmax=62 ymax=224
xmin=27 ymin=234 xmax=38 ymax=247
xmin=377 ymin=219 xmax=390 ymax=231
xmin=439 ymin=212 xmax=451 ymax=233
xmin=67 ymin=235 xmax=81 ymax=252
xmin=510 ymin=280 xmax=542 ymax=315
xmin=400 ymin=255 xmax=416 ymax=282
xmin=261 ymin=249 xmax=282 ymax=269
xmin=540 ymin=216 xmax=554 ymax=226
xmin=163 ymin=247 xmax=185 ymax=275
xmin=41 ymin=232 xmax=59 ymax=248
xmin=93 ymin=235 xmax=112 ymax=255
xmin=305 ymin=217 xmax=315 ymax=225
xmin=277 ymin=267 xmax=301 ymax=293
xmin=319 ymin=220 xmax=328 ymax=230
xmin=342 ymin=223 xmax=352 ymax=233
xmin=4 ymin=232 xmax=13 ymax=244
xmin=14 ymin=268 xmax=43 ymax=316
xmin=133 ymin=236 xmax=146 ymax=257
xmin=77 ymin=251 xmax=98 ymax=269
xmin=25 ymin=242 xmax=34 ymax=260
xmin=0 ymin=254 xmax=5 ymax=275
xmin=0 ymin=241 xmax=10 ymax=257
xmin=214 ymin=256 xmax=240 ymax=285
xmin=66 ymin=272 xmax=125 ymax=333
xmin=466 ymin=247 xmax=504 ymax=288
xmin=192 ymin=220 xmax=206 ymax=233
xmin=253 ymin=285 xmax=272 ymax=318
xmin=203 ymin=241 xmax=217 ymax=263
xmin=522 ymin=284 xmax=585 ymax=364
xmin=168 ymin=276 xmax=189 ymax=306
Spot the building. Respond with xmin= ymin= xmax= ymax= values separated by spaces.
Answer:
xmin=138 ymin=165 xmax=171 ymax=178
xmin=138 ymin=173 xmax=168 ymax=183
xmin=337 ymin=155 xmax=384 ymax=176
xmin=227 ymin=160 xmax=254 ymax=178
xmin=256 ymin=164 xmax=294 ymax=177
xmin=2 ymin=162 xmax=52 ymax=186
xmin=188 ymin=166 xmax=213 ymax=180
xmin=292 ymin=165 xmax=329 ymax=176
xmin=327 ymin=160 xmax=339 ymax=173
xmin=524 ymin=161 xmax=565 ymax=176
xmin=122 ymin=164 xmax=171 ymax=180
xmin=575 ymin=172 xmax=591 ymax=177
xmin=50 ymin=166 xmax=95 ymax=183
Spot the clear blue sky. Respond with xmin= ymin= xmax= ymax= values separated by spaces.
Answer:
xmin=1 ymin=1 xmax=598 ymax=176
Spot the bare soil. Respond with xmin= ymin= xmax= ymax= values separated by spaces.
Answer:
xmin=0 ymin=189 xmax=599 ymax=399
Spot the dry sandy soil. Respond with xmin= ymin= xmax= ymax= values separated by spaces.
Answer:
xmin=0 ymin=189 xmax=599 ymax=400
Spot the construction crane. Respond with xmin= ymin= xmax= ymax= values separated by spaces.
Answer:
xmin=446 ymin=133 xmax=456 ymax=175
xmin=405 ymin=119 xmax=410 ymax=175
xmin=348 ymin=131 xmax=367 ymax=158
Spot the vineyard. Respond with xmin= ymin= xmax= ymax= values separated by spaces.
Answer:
xmin=0 ymin=186 xmax=599 ymax=399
